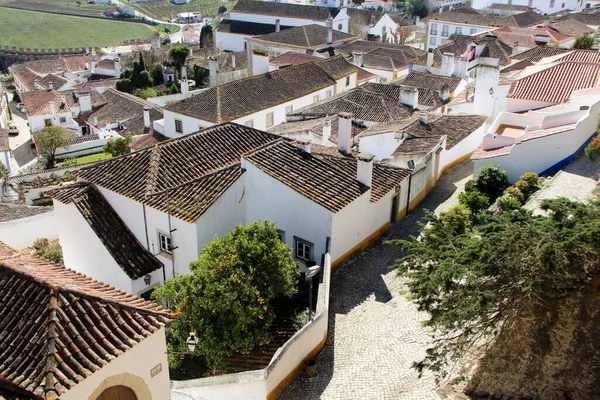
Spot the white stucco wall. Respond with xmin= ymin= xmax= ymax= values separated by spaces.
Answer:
xmin=229 ymin=8 xmax=349 ymax=33
xmin=0 ymin=211 xmax=57 ymax=249
xmin=243 ymin=160 xmax=333 ymax=266
xmin=438 ymin=123 xmax=487 ymax=170
xmin=427 ymin=20 xmax=489 ymax=50
xmin=506 ymin=98 xmax=555 ymax=113
xmin=358 ymin=131 xmax=400 ymax=159
xmin=29 ymin=111 xmax=74 ymax=133
xmin=215 ymin=31 xmax=249 ymax=52
xmin=61 ymin=328 xmax=171 ymax=400
xmin=472 ymin=0 xmax=583 ymax=14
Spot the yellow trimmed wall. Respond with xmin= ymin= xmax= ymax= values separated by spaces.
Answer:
xmin=331 ymin=222 xmax=391 ymax=269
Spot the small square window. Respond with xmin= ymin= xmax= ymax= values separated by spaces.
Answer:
xmin=285 ymin=105 xmax=293 ymax=115
xmin=245 ymin=120 xmax=254 ymax=127
xmin=441 ymin=25 xmax=449 ymax=37
xmin=294 ymin=237 xmax=313 ymax=262
xmin=345 ymin=76 xmax=350 ymax=86
xmin=277 ymin=229 xmax=285 ymax=242
xmin=266 ymin=112 xmax=274 ymax=128
xmin=429 ymin=36 xmax=436 ymax=46
xmin=59 ymin=116 xmax=66 ymax=123
xmin=158 ymin=232 xmax=172 ymax=254
xmin=44 ymin=119 xmax=52 ymax=127
xmin=430 ymin=23 xmax=437 ymax=35
xmin=175 ymin=119 xmax=183 ymax=133
xmin=313 ymin=95 xmax=319 ymax=103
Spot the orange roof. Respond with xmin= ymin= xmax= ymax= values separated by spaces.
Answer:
xmin=21 ymin=89 xmax=71 ymax=116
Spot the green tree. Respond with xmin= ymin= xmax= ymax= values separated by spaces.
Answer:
xmin=103 ymin=135 xmax=132 ymax=157
xmin=169 ymin=82 xmax=179 ymax=94
xmin=35 ymin=126 xmax=71 ymax=169
xmin=514 ymin=172 xmax=541 ymax=200
xmin=572 ymin=33 xmax=595 ymax=49
xmin=458 ymin=190 xmax=490 ymax=214
xmin=169 ymin=45 xmax=191 ymax=75
xmin=138 ymin=70 xmax=153 ymax=88
xmin=150 ymin=64 xmax=164 ymax=85
xmin=153 ymin=221 xmax=299 ymax=369
xmin=585 ymin=136 xmax=600 ymax=161
xmin=495 ymin=193 xmax=522 ymax=211
xmin=12 ymin=89 xmax=20 ymax=103
xmin=200 ymin=25 xmax=213 ymax=48
xmin=116 ymin=79 xmax=133 ymax=93
xmin=192 ymin=64 xmax=209 ymax=88
xmin=409 ymin=0 xmax=429 ymax=18
xmin=475 ymin=164 xmax=510 ymax=201
xmin=133 ymin=87 xmax=159 ymax=99
xmin=0 ymin=163 xmax=8 ymax=180
xmin=390 ymin=199 xmax=600 ymax=379
xmin=503 ymin=186 xmax=525 ymax=203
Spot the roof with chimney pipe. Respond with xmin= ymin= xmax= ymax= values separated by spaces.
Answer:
xmin=426 ymin=7 xmax=545 ymax=28
xmin=361 ymin=82 xmax=446 ymax=109
xmin=217 ymin=18 xmax=294 ymax=35
xmin=347 ymin=8 xmax=386 ymax=28
xmin=268 ymin=115 xmax=366 ymax=145
xmin=85 ymin=88 xmax=163 ymax=136
xmin=21 ymin=89 xmax=71 ymax=116
xmin=232 ymin=0 xmax=340 ymax=20
xmin=512 ymin=46 xmax=571 ymax=63
xmin=247 ymin=24 xmax=357 ymax=49
xmin=339 ymin=40 xmax=425 ymax=58
xmin=37 ymin=73 xmax=70 ymax=90
xmin=396 ymin=71 xmax=463 ymax=93
xmin=195 ymin=51 xmax=249 ymax=73
xmin=164 ymin=58 xmax=355 ymax=123
xmin=287 ymin=87 xmax=414 ymax=122
xmin=245 ymin=139 xmax=411 ymax=211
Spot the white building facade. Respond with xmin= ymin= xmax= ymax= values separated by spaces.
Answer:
xmin=472 ymin=0 xmax=584 ymax=14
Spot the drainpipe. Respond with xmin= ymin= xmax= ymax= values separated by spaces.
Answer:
xmin=405 ymin=173 xmax=412 ymax=217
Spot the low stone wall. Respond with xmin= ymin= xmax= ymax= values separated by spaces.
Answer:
xmin=171 ymin=253 xmax=332 ymax=400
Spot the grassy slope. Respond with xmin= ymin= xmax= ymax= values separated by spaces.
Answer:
xmin=135 ymin=0 xmax=237 ymax=20
xmin=0 ymin=8 xmax=156 ymax=48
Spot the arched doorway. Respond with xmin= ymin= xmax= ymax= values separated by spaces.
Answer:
xmin=95 ymin=385 xmax=137 ymax=400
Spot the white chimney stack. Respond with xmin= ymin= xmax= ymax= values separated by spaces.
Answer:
xmin=48 ymin=81 xmax=54 ymax=90
xmin=49 ymin=101 xmax=56 ymax=116
xmin=61 ymin=94 xmax=66 ymax=105
xmin=337 ymin=113 xmax=353 ymax=153
xmin=352 ymin=53 xmax=363 ymax=67
xmin=322 ymin=119 xmax=331 ymax=143
xmin=181 ymin=65 xmax=188 ymax=79
xmin=180 ymin=78 xmax=189 ymax=98
xmin=427 ymin=50 xmax=434 ymax=67
xmin=275 ymin=19 xmax=281 ymax=32
xmin=399 ymin=86 xmax=419 ymax=109
xmin=326 ymin=19 xmax=334 ymax=45
xmin=440 ymin=52 xmax=455 ymax=76
xmin=251 ymin=50 xmax=269 ymax=76
xmin=114 ymin=57 xmax=121 ymax=77
xmin=296 ymin=138 xmax=311 ymax=153
xmin=78 ymin=91 xmax=92 ymax=113
xmin=231 ymin=53 xmax=236 ymax=70
xmin=143 ymin=106 xmax=151 ymax=129
xmin=357 ymin=153 xmax=374 ymax=188
xmin=209 ymin=56 xmax=219 ymax=87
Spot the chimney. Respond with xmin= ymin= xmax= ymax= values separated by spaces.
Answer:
xmin=209 ymin=56 xmax=219 ymax=87
xmin=352 ymin=53 xmax=363 ymax=67
xmin=440 ymin=52 xmax=455 ymax=76
xmin=180 ymin=78 xmax=189 ymax=98
xmin=399 ymin=86 xmax=419 ymax=109
xmin=92 ymin=115 xmax=98 ymax=126
xmin=275 ymin=19 xmax=281 ymax=32
xmin=60 ymin=94 xmax=67 ymax=107
xmin=114 ymin=57 xmax=121 ymax=77
xmin=181 ymin=65 xmax=188 ymax=79
xmin=415 ymin=16 xmax=420 ymax=25
xmin=251 ymin=49 xmax=269 ymax=75
xmin=419 ymin=114 xmax=429 ymax=125
xmin=92 ymin=56 xmax=97 ymax=72
xmin=326 ymin=19 xmax=334 ymax=45
xmin=48 ymin=81 xmax=54 ymax=90
xmin=337 ymin=112 xmax=353 ymax=153
xmin=296 ymin=138 xmax=311 ymax=153
xmin=79 ymin=91 xmax=92 ymax=113
xmin=357 ymin=153 xmax=374 ymax=187
xmin=231 ymin=53 xmax=236 ymax=70
xmin=34 ymin=79 xmax=40 ymax=90
xmin=143 ymin=106 xmax=151 ymax=129
xmin=427 ymin=49 xmax=434 ymax=67
xmin=322 ymin=119 xmax=331 ymax=143
xmin=49 ymin=101 xmax=56 ymax=116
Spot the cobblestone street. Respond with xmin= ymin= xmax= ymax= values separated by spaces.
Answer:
xmin=282 ymin=160 xmax=474 ymax=400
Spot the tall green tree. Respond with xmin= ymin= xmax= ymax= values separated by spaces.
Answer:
xmin=169 ymin=45 xmax=191 ymax=76
xmin=103 ymin=135 xmax=132 ymax=157
xmin=153 ymin=221 xmax=299 ymax=369
xmin=35 ymin=126 xmax=71 ymax=169
xmin=192 ymin=64 xmax=209 ymax=88
xmin=390 ymin=199 xmax=600 ymax=379
xmin=572 ymin=33 xmax=595 ymax=49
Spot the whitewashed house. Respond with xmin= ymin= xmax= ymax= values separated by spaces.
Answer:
xmin=472 ymin=0 xmax=584 ymax=14
xmin=0 ymin=203 xmax=57 ymax=249
xmin=471 ymin=87 xmax=600 ymax=181
xmin=158 ymin=56 xmax=357 ymax=135
xmin=49 ymin=122 xmax=412 ymax=294
xmin=11 ymin=55 xmax=92 ymax=92
xmin=347 ymin=8 xmax=399 ymax=41
xmin=0 ymin=241 xmax=172 ymax=400
xmin=92 ymin=56 xmax=122 ymax=77
xmin=21 ymin=89 xmax=79 ymax=133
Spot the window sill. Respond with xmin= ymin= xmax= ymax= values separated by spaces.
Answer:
xmin=159 ymin=251 xmax=173 ymax=261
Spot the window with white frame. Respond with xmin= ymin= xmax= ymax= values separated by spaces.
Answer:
xmin=441 ymin=25 xmax=449 ymax=37
xmin=550 ymin=0 xmax=555 ymax=7
xmin=175 ymin=119 xmax=183 ymax=133
xmin=313 ymin=95 xmax=319 ymax=103
xmin=455 ymin=26 xmax=462 ymax=35
xmin=345 ymin=76 xmax=350 ymax=86
xmin=326 ymin=89 xmax=333 ymax=98
xmin=59 ymin=116 xmax=66 ymax=123
xmin=294 ymin=237 xmax=313 ymax=261
xmin=285 ymin=105 xmax=293 ymax=115
xmin=158 ymin=232 xmax=172 ymax=254
xmin=429 ymin=36 xmax=436 ymax=46
xmin=430 ymin=23 xmax=437 ymax=35
xmin=245 ymin=120 xmax=254 ymax=127
xmin=266 ymin=112 xmax=274 ymax=128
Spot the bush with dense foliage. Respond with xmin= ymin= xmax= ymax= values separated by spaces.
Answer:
xmin=35 ymin=126 xmax=71 ymax=169
xmin=153 ymin=221 xmax=299 ymax=369
xmin=33 ymin=238 xmax=63 ymax=264
xmin=390 ymin=198 xmax=600 ymax=379
xmin=503 ymin=186 xmax=525 ymax=203
xmin=103 ymin=135 xmax=132 ymax=157
xmin=116 ymin=79 xmax=133 ymax=93
xmin=474 ymin=164 xmax=510 ymax=201
xmin=572 ymin=33 xmax=595 ymax=49
xmin=133 ymin=87 xmax=159 ymax=99
xmin=458 ymin=190 xmax=490 ymax=214
xmin=514 ymin=172 xmax=541 ymax=200
xmin=495 ymin=193 xmax=522 ymax=211
xmin=585 ymin=136 xmax=600 ymax=161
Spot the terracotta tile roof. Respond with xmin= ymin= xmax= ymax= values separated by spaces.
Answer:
xmin=556 ymin=8 xmax=600 ymax=27
xmin=39 ymin=73 xmax=70 ymax=90
xmin=269 ymin=52 xmax=318 ymax=67
xmin=0 ymin=129 xmax=9 ymax=152
xmin=21 ymin=89 xmax=71 ymax=116
xmin=232 ymin=0 xmax=339 ymax=20
xmin=414 ymin=34 xmax=512 ymax=67
xmin=0 ymin=247 xmax=172 ymax=400
xmin=75 ymin=123 xmax=280 ymax=204
xmin=488 ymin=3 xmax=531 ymax=12
xmin=11 ymin=55 xmax=91 ymax=77
xmin=356 ymin=66 xmax=378 ymax=83
xmin=314 ymin=55 xmax=358 ymax=79
xmin=268 ymin=115 xmax=365 ymax=145
xmin=491 ymin=25 xmax=574 ymax=48
xmin=48 ymin=183 xmax=163 ymax=279
xmin=249 ymin=24 xmax=357 ymax=48
xmin=397 ymin=71 xmax=463 ymax=93
xmin=553 ymin=19 xmax=593 ymax=38
xmin=396 ymin=114 xmax=486 ymax=148
xmin=145 ymin=166 xmax=243 ymax=223
xmin=164 ymin=61 xmax=338 ymax=123
xmin=471 ymin=143 xmax=513 ymax=160
xmin=513 ymin=46 xmax=571 ymax=62
xmin=95 ymin=58 xmax=116 ymax=70
xmin=86 ymin=89 xmax=162 ymax=136
xmin=361 ymin=53 xmax=397 ymax=71
xmin=217 ymin=19 xmax=293 ymax=35
xmin=0 ymin=203 xmax=51 ymax=222
xmin=130 ymin=131 xmax=168 ymax=152
xmin=339 ymin=40 xmax=426 ymax=59
xmin=347 ymin=8 xmax=385 ymax=28
xmin=74 ymin=78 xmax=118 ymax=91
xmin=12 ymin=66 xmax=42 ymax=91
xmin=361 ymin=82 xmax=444 ymax=109
xmin=427 ymin=7 xmax=544 ymax=28
xmin=245 ymin=140 xmax=410 ymax=211
xmin=553 ymin=49 xmax=600 ymax=64
xmin=507 ymin=61 xmax=600 ymax=103
xmin=288 ymin=88 xmax=414 ymax=122
xmin=501 ymin=58 xmax=533 ymax=73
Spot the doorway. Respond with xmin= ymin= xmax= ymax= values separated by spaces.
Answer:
xmin=96 ymin=385 xmax=137 ymax=400
xmin=390 ymin=193 xmax=399 ymax=224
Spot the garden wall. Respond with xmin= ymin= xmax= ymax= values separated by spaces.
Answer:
xmin=0 ymin=210 xmax=57 ymax=249
xmin=170 ymin=253 xmax=332 ymax=400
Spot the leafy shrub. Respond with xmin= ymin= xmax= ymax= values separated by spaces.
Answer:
xmin=496 ymin=194 xmax=522 ymax=211
xmin=475 ymin=164 xmax=510 ymax=201
xmin=292 ymin=308 xmax=310 ymax=331
xmin=133 ymin=87 xmax=158 ymax=99
xmin=33 ymin=238 xmax=64 ymax=264
xmin=61 ymin=171 xmax=75 ymax=182
xmin=464 ymin=179 xmax=477 ymax=193
xmin=503 ymin=187 xmax=525 ymax=203
xmin=458 ymin=190 xmax=490 ymax=214
xmin=33 ymin=238 xmax=50 ymax=253
xmin=515 ymin=172 xmax=541 ymax=200
xmin=585 ymin=137 xmax=600 ymax=161
xmin=116 ymin=79 xmax=133 ymax=93
xmin=438 ymin=205 xmax=472 ymax=235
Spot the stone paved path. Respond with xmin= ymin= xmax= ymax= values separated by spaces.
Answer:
xmin=281 ymin=160 xmax=474 ymax=400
